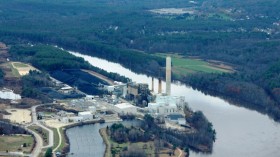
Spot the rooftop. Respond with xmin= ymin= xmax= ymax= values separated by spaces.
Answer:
xmin=78 ymin=111 xmax=92 ymax=115
xmin=115 ymin=103 xmax=135 ymax=109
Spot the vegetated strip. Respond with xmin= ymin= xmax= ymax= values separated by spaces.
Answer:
xmin=27 ymin=125 xmax=49 ymax=147
xmin=99 ymin=128 xmax=111 ymax=157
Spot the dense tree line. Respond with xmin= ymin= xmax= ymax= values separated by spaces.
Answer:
xmin=108 ymin=123 xmax=151 ymax=143
xmin=0 ymin=69 xmax=4 ymax=86
xmin=141 ymin=114 xmax=215 ymax=152
xmin=0 ymin=121 xmax=30 ymax=135
xmin=21 ymin=70 xmax=54 ymax=102
xmin=9 ymin=45 xmax=129 ymax=83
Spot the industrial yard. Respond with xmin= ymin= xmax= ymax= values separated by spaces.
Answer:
xmin=0 ymin=50 xmax=197 ymax=157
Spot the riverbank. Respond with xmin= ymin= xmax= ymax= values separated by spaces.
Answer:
xmin=58 ymin=119 xmax=104 ymax=156
xmin=99 ymin=128 xmax=111 ymax=157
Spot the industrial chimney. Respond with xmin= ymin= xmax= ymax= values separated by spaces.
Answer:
xmin=166 ymin=56 xmax=171 ymax=95
xmin=158 ymin=78 xmax=162 ymax=94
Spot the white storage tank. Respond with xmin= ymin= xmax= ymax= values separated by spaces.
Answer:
xmin=78 ymin=111 xmax=93 ymax=121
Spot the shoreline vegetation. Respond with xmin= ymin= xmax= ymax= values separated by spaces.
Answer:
xmin=98 ymin=116 xmax=208 ymax=157
xmin=100 ymin=128 xmax=111 ymax=157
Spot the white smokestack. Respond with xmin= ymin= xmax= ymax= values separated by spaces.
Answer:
xmin=158 ymin=78 xmax=162 ymax=94
xmin=166 ymin=56 xmax=171 ymax=95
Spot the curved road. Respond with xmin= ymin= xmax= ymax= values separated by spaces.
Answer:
xmin=28 ymin=104 xmax=54 ymax=157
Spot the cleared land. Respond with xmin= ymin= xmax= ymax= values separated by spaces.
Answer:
xmin=155 ymin=53 xmax=233 ymax=77
xmin=0 ymin=135 xmax=34 ymax=153
xmin=6 ymin=62 xmax=20 ymax=77
xmin=3 ymin=109 xmax=32 ymax=124
xmin=11 ymin=62 xmax=38 ymax=76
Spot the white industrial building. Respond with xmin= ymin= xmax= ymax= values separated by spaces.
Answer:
xmin=147 ymin=95 xmax=185 ymax=115
xmin=78 ymin=111 xmax=93 ymax=121
xmin=60 ymin=116 xmax=83 ymax=123
xmin=104 ymin=86 xmax=115 ymax=92
xmin=88 ymin=106 xmax=96 ymax=114
xmin=114 ymin=103 xmax=137 ymax=114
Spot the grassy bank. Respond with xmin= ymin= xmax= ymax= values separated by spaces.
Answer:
xmin=28 ymin=125 xmax=49 ymax=146
xmin=0 ymin=135 xmax=34 ymax=153
xmin=99 ymin=128 xmax=111 ymax=157
xmin=155 ymin=53 xmax=232 ymax=77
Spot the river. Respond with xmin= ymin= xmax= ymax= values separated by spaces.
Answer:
xmin=67 ymin=51 xmax=280 ymax=157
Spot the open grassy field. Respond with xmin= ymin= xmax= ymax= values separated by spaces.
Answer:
xmin=11 ymin=62 xmax=38 ymax=76
xmin=0 ymin=135 xmax=34 ymax=153
xmin=155 ymin=53 xmax=233 ymax=77
xmin=110 ymin=140 xmax=155 ymax=157
xmin=28 ymin=125 xmax=49 ymax=146
xmin=13 ymin=62 xmax=29 ymax=68
xmin=7 ymin=63 xmax=21 ymax=77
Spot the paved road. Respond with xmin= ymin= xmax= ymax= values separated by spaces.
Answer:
xmin=28 ymin=104 xmax=54 ymax=157
xmin=177 ymin=148 xmax=183 ymax=157
xmin=83 ymin=69 xmax=114 ymax=85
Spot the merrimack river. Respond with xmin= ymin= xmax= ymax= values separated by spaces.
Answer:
xmin=66 ymin=50 xmax=280 ymax=157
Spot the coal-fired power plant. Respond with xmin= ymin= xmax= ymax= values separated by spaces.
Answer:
xmin=166 ymin=56 xmax=171 ymax=95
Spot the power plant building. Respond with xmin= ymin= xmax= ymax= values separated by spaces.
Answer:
xmin=114 ymin=103 xmax=137 ymax=114
xmin=147 ymin=95 xmax=185 ymax=115
xmin=78 ymin=111 xmax=93 ymax=121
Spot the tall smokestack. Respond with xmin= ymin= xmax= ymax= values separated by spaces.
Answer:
xmin=151 ymin=77 xmax=154 ymax=92
xmin=158 ymin=78 xmax=162 ymax=94
xmin=166 ymin=56 xmax=171 ymax=95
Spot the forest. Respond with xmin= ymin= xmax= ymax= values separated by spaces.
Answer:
xmin=9 ymin=45 xmax=129 ymax=98
xmin=0 ymin=0 xmax=280 ymax=120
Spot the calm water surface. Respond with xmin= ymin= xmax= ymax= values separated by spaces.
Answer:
xmin=67 ymin=51 xmax=280 ymax=157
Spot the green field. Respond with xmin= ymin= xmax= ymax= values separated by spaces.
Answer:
xmin=155 ymin=53 xmax=231 ymax=77
xmin=13 ymin=62 xmax=29 ymax=68
xmin=8 ymin=63 xmax=20 ymax=77
xmin=0 ymin=135 xmax=34 ymax=153
xmin=110 ymin=139 xmax=155 ymax=157
xmin=52 ymin=127 xmax=66 ymax=152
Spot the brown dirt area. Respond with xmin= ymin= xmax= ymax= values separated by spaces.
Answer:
xmin=3 ymin=109 xmax=32 ymax=124
xmin=11 ymin=62 xmax=38 ymax=76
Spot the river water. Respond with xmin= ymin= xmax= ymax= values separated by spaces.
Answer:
xmin=67 ymin=51 xmax=280 ymax=157
xmin=66 ymin=121 xmax=142 ymax=157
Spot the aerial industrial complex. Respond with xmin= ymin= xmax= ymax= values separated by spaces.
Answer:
xmin=1 ymin=55 xmax=190 ymax=156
